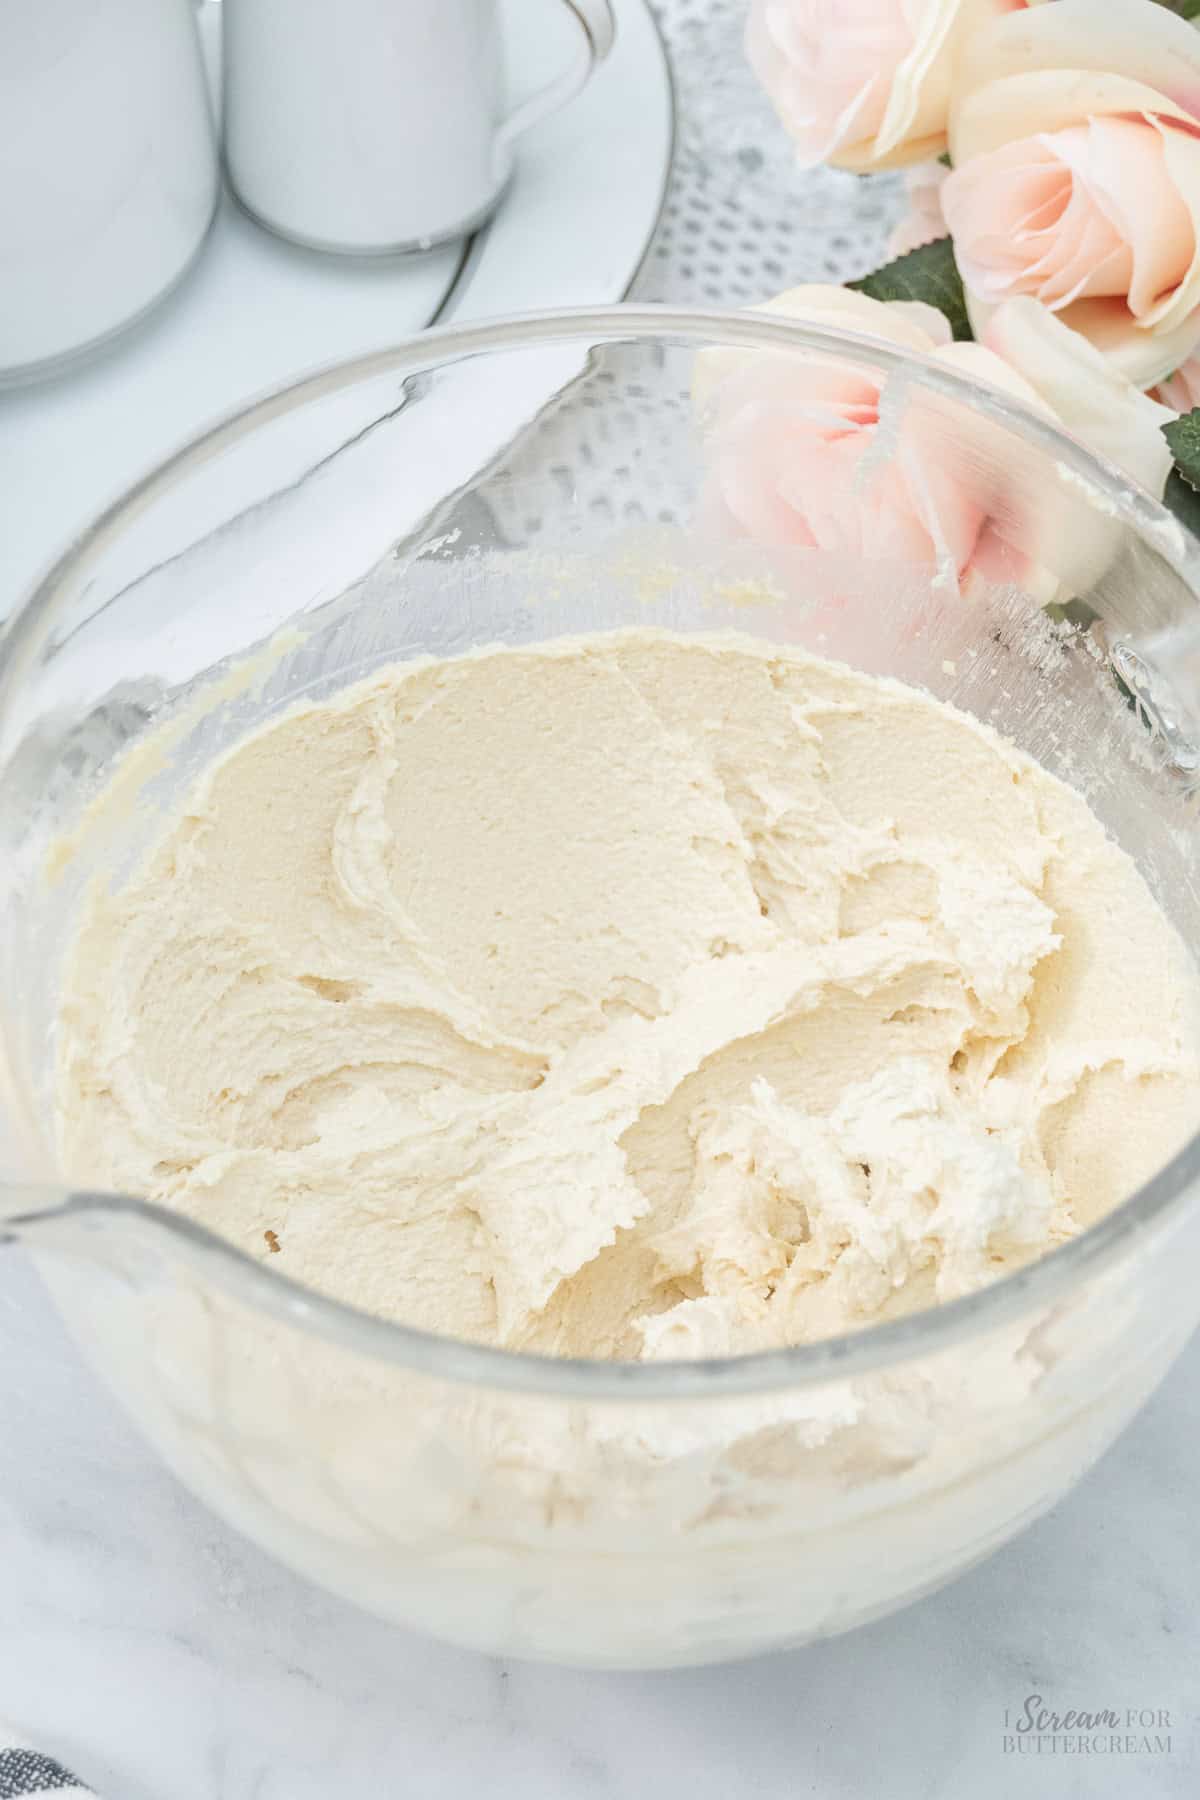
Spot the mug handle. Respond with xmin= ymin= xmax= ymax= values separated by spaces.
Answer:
xmin=495 ymin=0 xmax=617 ymax=158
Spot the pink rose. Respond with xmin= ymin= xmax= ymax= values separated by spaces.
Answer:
xmin=943 ymin=0 xmax=1200 ymax=387
xmin=695 ymin=288 xmax=1173 ymax=597
xmin=888 ymin=159 xmax=950 ymax=258
xmin=745 ymin=0 xmax=1023 ymax=173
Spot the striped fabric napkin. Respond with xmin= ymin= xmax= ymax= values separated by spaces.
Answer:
xmin=0 ymin=1728 xmax=94 ymax=1798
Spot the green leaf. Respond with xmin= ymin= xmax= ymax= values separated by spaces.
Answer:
xmin=846 ymin=237 xmax=972 ymax=341
xmin=1044 ymin=598 xmax=1100 ymax=632
xmin=1152 ymin=0 xmax=1200 ymax=21
xmin=936 ymin=150 xmax=953 ymax=168
xmin=1163 ymin=408 xmax=1200 ymax=491
xmin=1164 ymin=467 xmax=1200 ymax=539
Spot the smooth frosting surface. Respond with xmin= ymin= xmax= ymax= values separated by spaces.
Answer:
xmin=56 ymin=630 xmax=1200 ymax=1357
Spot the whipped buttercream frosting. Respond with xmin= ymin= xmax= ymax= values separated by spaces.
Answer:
xmin=56 ymin=630 xmax=1200 ymax=1358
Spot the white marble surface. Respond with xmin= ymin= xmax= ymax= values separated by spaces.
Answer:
xmin=0 ymin=1244 xmax=1197 ymax=1799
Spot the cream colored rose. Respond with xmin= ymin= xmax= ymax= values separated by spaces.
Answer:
xmin=694 ymin=287 xmax=1173 ymax=599
xmin=980 ymin=298 xmax=1175 ymax=496
xmin=745 ymin=0 xmax=1022 ymax=173
xmin=944 ymin=0 xmax=1200 ymax=387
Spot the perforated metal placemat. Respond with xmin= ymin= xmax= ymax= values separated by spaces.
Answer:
xmin=636 ymin=0 xmax=901 ymax=306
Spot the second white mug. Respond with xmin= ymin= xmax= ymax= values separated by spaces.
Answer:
xmin=222 ymin=0 xmax=616 ymax=255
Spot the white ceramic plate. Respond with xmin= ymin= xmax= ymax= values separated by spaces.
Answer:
xmin=0 ymin=0 xmax=672 ymax=616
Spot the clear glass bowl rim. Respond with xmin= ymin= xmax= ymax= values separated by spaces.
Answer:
xmin=4 ymin=302 xmax=1200 ymax=1402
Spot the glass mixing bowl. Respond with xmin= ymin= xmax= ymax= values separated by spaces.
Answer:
xmin=3 ymin=308 xmax=1200 ymax=1670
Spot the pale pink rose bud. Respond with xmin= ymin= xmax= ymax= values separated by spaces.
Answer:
xmin=746 ymin=0 xmax=1024 ymax=173
xmin=945 ymin=0 xmax=1200 ymax=387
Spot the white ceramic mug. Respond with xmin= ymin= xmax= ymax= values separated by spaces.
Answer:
xmin=0 ymin=0 xmax=219 ymax=384
xmin=222 ymin=0 xmax=617 ymax=256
